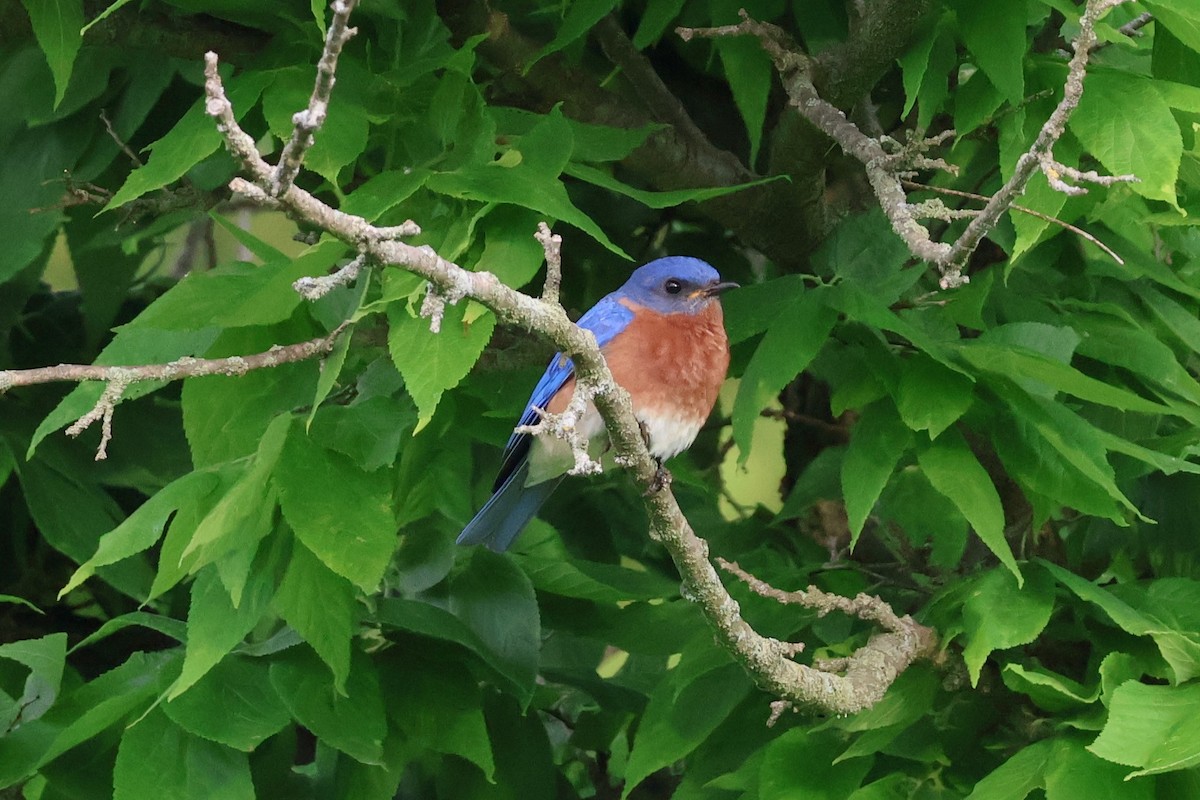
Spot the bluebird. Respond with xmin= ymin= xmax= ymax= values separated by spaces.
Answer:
xmin=457 ymin=257 xmax=737 ymax=552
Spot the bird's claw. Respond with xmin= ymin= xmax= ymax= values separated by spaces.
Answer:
xmin=644 ymin=459 xmax=671 ymax=495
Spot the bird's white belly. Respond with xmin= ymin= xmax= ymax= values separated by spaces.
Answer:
xmin=638 ymin=408 xmax=704 ymax=461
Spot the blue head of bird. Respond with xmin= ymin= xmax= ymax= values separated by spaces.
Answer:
xmin=619 ymin=257 xmax=739 ymax=314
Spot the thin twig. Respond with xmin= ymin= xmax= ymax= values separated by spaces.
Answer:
xmin=535 ymin=222 xmax=563 ymax=305
xmin=941 ymin=0 xmax=1135 ymax=278
xmin=2 ymin=327 xmax=349 ymax=459
xmin=902 ymin=180 xmax=1124 ymax=264
xmin=678 ymin=12 xmax=955 ymax=273
xmin=678 ymin=0 xmax=1135 ymax=290
xmin=269 ymin=0 xmax=360 ymax=196
xmin=294 ymin=254 xmax=366 ymax=300
xmin=99 ymin=110 xmax=144 ymax=169
xmin=1118 ymin=11 xmax=1152 ymax=37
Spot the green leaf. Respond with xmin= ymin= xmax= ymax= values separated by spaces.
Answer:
xmin=163 ymin=656 xmax=289 ymax=752
xmin=0 ymin=634 xmax=66 ymax=732
xmin=526 ymin=0 xmax=617 ymax=70
xmin=623 ymin=655 xmax=752 ymax=798
xmin=380 ymin=655 xmax=495 ymax=779
xmin=899 ymin=17 xmax=942 ymax=118
xmin=513 ymin=555 xmax=678 ymax=602
xmin=814 ymin=209 xmax=920 ymax=306
xmin=1135 ymin=283 xmax=1200 ymax=354
xmin=989 ymin=410 xmax=1124 ymax=524
xmin=105 ymin=71 xmax=273 ymax=210
xmin=20 ymin=0 xmax=84 ymax=108
xmin=964 ymin=739 xmax=1053 ymax=800
xmin=374 ymin=598 xmax=520 ymax=692
xmin=60 ymin=469 xmax=221 ymax=597
xmin=1146 ymin=0 xmax=1200 ymax=56
xmin=918 ymin=428 xmax=1019 ymax=581
xmin=179 ymin=413 xmax=289 ymax=573
xmin=732 ymin=287 xmax=837 ymax=460
xmin=959 ymin=341 xmax=1172 ymax=414
xmin=720 ymin=274 xmax=807 ymax=345
xmin=181 ymin=324 xmax=320 ymax=467
xmin=713 ymin=0 xmax=772 ymax=164
xmin=427 ymin=163 xmax=629 ymax=257
xmin=69 ymin=612 xmax=186 ymax=654
xmin=993 ymin=384 xmax=1141 ymax=517
xmin=340 ymin=168 xmax=432 ymax=221
xmin=1070 ymin=73 xmax=1182 ymax=207
xmin=1040 ymin=560 xmax=1200 ymax=683
xmin=305 ymin=325 xmax=353 ymax=431
xmin=169 ymin=548 xmax=280 ymax=701
xmin=146 ymin=465 xmax=241 ymax=602
xmin=961 ymin=565 xmax=1054 ymax=685
xmin=14 ymin=447 xmax=148 ymax=599
xmin=758 ymin=727 xmax=875 ymax=800
xmin=0 ymin=651 xmax=179 ymax=786
xmin=1002 ymin=664 xmax=1098 ymax=712
xmin=896 ymin=354 xmax=974 ymax=438
xmin=842 ymin=401 xmax=913 ymax=542
xmin=1089 ymin=680 xmax=1200 ymax=777
xmin=113 ymin=707 xmax=254 ymax=800
xmin=1072 ymin=311 xmax=1200 ymax=406
xmin=633 ymin=0 xmax=687 ymax=48
xmin=309 ymin=394 xmax=416 ymax=472
xmin=273 ymin=424 xmax=396 ymax=591
xmin=955 ymin=71 xmax=1004 ymax=137
xmin=133 ymin=241 xmax=342 ymax=331
xmin=1046 ymin=737 xmax=1154 ymax=799
xmin=953 ymin=0 xmax=1027 ymax=103
xmin=450 ymin=549 xmax=541 ymax=707
xmin=269 ymin=647 xmax=387 ymax=765
xmin=260 ymin=67 xmax=369 ymax=185
xmin=273 ymin=540 xmax=357 ymax=692
xmin=998 ymin=103 xmax=1075 ymax=260
xmin=81 ymin=0 xmax=138 ymax=34
xmin=387 ymin=299 xmax=495 ymax=429
xmin=565 ymin=163 xmax=781 ymax=209
xmin=471 ymin=204 xmax=547 ymax=290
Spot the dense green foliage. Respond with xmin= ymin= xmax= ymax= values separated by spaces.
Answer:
xmin=4 ymin=0 xmax=1200 ymax=797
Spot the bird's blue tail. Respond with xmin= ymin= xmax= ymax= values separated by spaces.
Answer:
xmin=456 ymin=461 xmax=564 ymax=552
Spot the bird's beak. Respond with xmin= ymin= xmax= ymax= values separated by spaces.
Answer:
xmin=700 ymin=280 xmax=739 ymax=298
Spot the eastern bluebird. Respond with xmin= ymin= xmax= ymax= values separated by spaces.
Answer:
xmin=457 ymin=257 xmax=737 ymax=552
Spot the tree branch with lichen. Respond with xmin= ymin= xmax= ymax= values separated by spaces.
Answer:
xmin=0 ymin=327 xmax=347 ymax=460
xmin=677 ymin=0 xmax=1136 ymax=289
xmin=191 ymin=0 xmax=939 ymax=716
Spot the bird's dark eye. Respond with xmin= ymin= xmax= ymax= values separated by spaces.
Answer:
xmin=664 ymin=279 xmax=683 ymax=295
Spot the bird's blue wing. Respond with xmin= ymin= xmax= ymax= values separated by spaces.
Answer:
xmin=458 ymin=293 xmax=635 ymax=551
xmin=492 ymin=294 xmax=634 ymax=490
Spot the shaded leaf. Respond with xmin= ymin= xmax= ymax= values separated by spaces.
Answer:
xmin=274 ymin=424 xmax=396 ymax=591
xmin=918 ymin=429 xmax=1019 ymax=581
xmin=269 ymin=648 xmax=386 ymax=764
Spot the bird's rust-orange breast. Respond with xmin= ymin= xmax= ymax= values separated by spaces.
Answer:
xmin=603 ymin=299 xmax=730 ymax=423
xmin=546 ymin=300 xmax=730 ymax=425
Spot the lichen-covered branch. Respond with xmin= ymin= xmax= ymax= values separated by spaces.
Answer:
xmin=198 ymin=15 xmax=939 ymax=714
xmin=0 ymin=328 xmax=347 ymax=460
xmin=679 ymin=0 xmax=1135 ymax=289
xmin=269 ymin=0 xmax=359 ymax=196
xmin=535 ymin=221 xmax=562 ymax=305
xmin=943 ymin=0 xmax=1135 ymax=276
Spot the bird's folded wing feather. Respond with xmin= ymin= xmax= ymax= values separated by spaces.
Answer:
xmin=493 ymin=294 xmax=634 ymax=489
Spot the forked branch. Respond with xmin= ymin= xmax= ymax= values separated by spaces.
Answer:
xmin=679 ymin=0 xmax=1136 ymax=288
